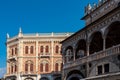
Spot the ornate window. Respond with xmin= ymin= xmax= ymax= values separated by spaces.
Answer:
xmin=25 ymin=46 xmax=28 ymax=54
xmin=40 ymin=61 xmax=49 ymax=72
xmin=40 ymin=63 xmax=43 ymax=72
xmin=45 ymin=63 xmax=49 ymax=72
xmin=30 ymin=46 xmax=34 ymax=54
xmin=55 ymin=45 xmax=59 ymax=53
xmin=40 ymin=46 xmax=44 ymax=53
xmin=45 ymin=46 xmax=49 ymax=53
xmin=25 ymin=61 xmax=34 ymax=73
xmin=55 ymin=63 xmax=59 ymax=71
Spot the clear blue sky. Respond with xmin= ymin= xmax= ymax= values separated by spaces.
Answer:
xmin=0 ymin=0 xmax=98 ymax=77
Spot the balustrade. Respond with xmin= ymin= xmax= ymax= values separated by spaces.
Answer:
xmin=63 ymin=44 xmax=120 ymax=69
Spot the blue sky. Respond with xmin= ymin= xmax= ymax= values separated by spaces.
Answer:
xmin=0 ymin=0 xmax=98 ymax=78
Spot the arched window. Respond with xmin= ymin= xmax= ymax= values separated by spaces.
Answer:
xmin=45 ymin=63 xmax=49 ymax=72
xmin=41 ymin=46 xmax=44 ymax=53
xmin=55 ymin=63 xmax=59 ymax=71
xmin=56 ymin=45 xmax=59 ymax=53
xmin=30 ymin=64 xmax=33 ymax=72
xmin=12 ymin=49 xmax=14 ymax=56
xmin=15 ymin=65 xmax=17 ymax=72
xmin=40 ymin=63 xmax=43 ymax=72
xmin=15 ymin=48 xmax=17 ymax=55
xmin=45 ymin=46 xmax=49 ymax=53
xmin=30 ymin=46 xmax=34 ymax=54
xmin=25 ymin=46 xmax=28 ymax=54
xmin=25 ymin=64 xmax=28 ymax=72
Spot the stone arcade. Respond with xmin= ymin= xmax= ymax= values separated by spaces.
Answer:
xmin=61 ymin=0 xmax=120 ymax=80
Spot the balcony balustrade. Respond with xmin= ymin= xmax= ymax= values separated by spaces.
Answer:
xmin=38 ymin=53 xmax=51 ymax=58
xmin=63 ymin=44 xmax=120 ymax=69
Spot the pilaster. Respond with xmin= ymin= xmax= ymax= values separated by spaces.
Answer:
xmin=51 ymin=39 xmax=54 ymax=71
xmin=36 ymin=41 xmax=38 ymax=74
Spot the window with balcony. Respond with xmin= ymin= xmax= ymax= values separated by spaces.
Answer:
xmin=45 ymin=46 xmax=49 ymax=53
xmin=30 ymin=46 xmax=34 ymax=54
xmin=25 ymin=46 xmax=29 ymax=54
xmin=56 ymin=45 xmax=59 ymax=53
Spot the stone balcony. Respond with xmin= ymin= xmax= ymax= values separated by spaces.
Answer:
xmin=7 ymin=55 xmax=17 ymax=62
xmin=63 ymin=44 xmax=120 ymax=69
xmin=5 ymin=72 xmax=17 ymax=77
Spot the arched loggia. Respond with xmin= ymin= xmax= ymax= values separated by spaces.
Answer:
xmin=75 ymin=39 xmax=86 ymax=59
xmin=65 ymin=46 xmax=73 ymax=62
xmin=89 ymin=31 xmax=103 ymax=54
xmin=106 ymin=21 xmax=120 ymax=48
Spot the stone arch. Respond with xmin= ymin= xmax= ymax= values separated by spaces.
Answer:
xmin=66 ymin=70 xmax=85 ymax=80
xmin=89 ymin=31 xmax=103 ymax=54
xmin=65 ymin=46 xmax=74 ymax=62
xmin=105 ymin=21 xmax=120 ymax=48
xmin=75 ymin=39 xmax=87 ymax=59
xmin=40 ymin=77 xmax=49 ymax=80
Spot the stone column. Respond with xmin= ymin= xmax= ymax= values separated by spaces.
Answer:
xmin=86 ymin=42 xmax=90 ymax=77
xmin=86 ymin=42 xmax=90 ymax=56
xmin=73 ymin=46 xmax=76 ymax=61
